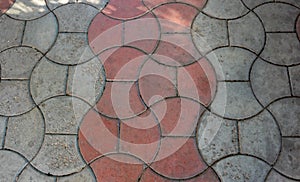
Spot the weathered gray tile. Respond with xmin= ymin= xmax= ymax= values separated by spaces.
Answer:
xmin=192 ymin=12 xmax=227 ymax=54
xmin=0 ymin=15 xmax=24 ymax=52
xmin=289 ymin=65 xmax=300 ymax=96
xmin=67 ymin=57 xmax=105 ymax=105
xmin=5 ymin=108 xmax=44 ymax=161
xmin=268 ymin=98 xmax=300 ymax=136
xmin=0 ymin=150 xmax=27 ymax=181
xmin=0 ymin=117 xmax=7 ymax=148
xmin=197 ymin=111 xmax=238 ymax=165
xmin=46 ymin=33 xmax=94 ymax=65
xmin=239 ymin=110 xmax=281 ymax=164
xmin=213 ymin=155 xmax=270 ymax=182
xmin=203 ymin=0 xmax=248 ymax=19
xmin=0 ymin=81 xmax=35 ymax=116
xmin=6 ymin=0 xmax=49 ymax=20
xmin=261 ymin=33 xmax=300 ymax=66
xmin=266 ymin=169 xmax=298 ymax=182
xmin=275 ymin=138 xmax=300 ymax=180
xmin=210 ymin=82 xmax=263 ymax=119
xmin=32 ymin=135 xmax=85 ymax=176
xmin=23 ymin=12 xmax=58 ymax=53
xmin=0 ymin=47 xmax=43 ymax=79
xmin=18 ymin=165 xmax=56 ymax=182
xmin=276 ymin=0 xmax=300 ymax=8
xmin=242 ymin=0 xmax=274 ymax=9
xmin=54 ymin=4 xmax=98 ymax=32
xmin=251 ymin=59 xmax=290 ymax=106
xmin=254 ymin=3 xmax=299 ymax=32
xmin=30 ymin=57 xmax=67 ymax=105
xmin=40 ymin=96 xmax=91 ymax=134
xmin=206 ymin=47 xmax=256 ymax=81
xmin=57 ymin=167 xmax=96 ymax=182
xmin=228 ymin=12 xmax=265 ymax=53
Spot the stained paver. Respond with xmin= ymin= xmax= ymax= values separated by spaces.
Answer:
xmin=0 ymin=0 xmax=300 ymax=181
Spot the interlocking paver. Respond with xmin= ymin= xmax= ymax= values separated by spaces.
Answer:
xmin=266 ymin=169 xmax=298 ymax=182
xmin=290 ymin=65 xmax=300 ymax=96
xmin=5 ymin=107 xmax=44 ymax=160
xmin=274 ymin=138 xmax=300 ymax=180
xmin=197 ymin=111 xmax=238 ymax=165
xmin=18 ymin=165 xmax=56 ymax=182
xmin=0 ymin=0 xmax=15 ymax=14
xmin=57 ymin=167 xmax=96 ymax=182
xmin=242 ymin=0 xmax=273 ymax=9
xmin=268 ymin=98 xmax=300 ymax=136
xmin=251 ymin=59 xmax=291 ymax=106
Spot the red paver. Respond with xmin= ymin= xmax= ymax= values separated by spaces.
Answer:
xmin=152 ymin=3 xmax=198 ymax=33
xmin=78 ymin=109 xmax=119 ymax=163
xmin=297 ymin=15 xmax=300 ymax=40
xmin=96 ymin=82 xmax=146 ymax=119
xmin=151 ymin=138 xmax=207 ymax=179
xmin=102 ymin=0 xmax=148 ymax=20
xmin=143 ymin=0 xmax=175 ymax=9
xmin=177 ymin=0 xmax=207 ymax=9
xmin=151 ymin=98 xmax=204 ymax=136
xmin=88 ymin=13 xmax=123 ymax=54
xmin=91 ymin=154 xmax=144 ymax=181
xmin=120 ymin=110 xmax=160 ymax=163
xmin=178 ymin=58 xmax=217 ymax=106
xmin=99 ymin=47 xmax=147 ymax=80
xmin=0 ymin=0 xmax=14 ymax=14
xmin=153 ymin=33 xmax=200 ymax=66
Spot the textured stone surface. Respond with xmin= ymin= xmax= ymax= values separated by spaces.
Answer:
xmin=30 ymin=57 xmax=67 ymax=105
xmin=242 ymin=0 xmax=273 ymax=9
xmin=213 ymin=155 xmax=271 ymax=182
xmin=57 ymin=167 xmax=96 ymax=182
xmin=54 ymin=4 xmax=98 ymax=32
xmin=290 ymin=65 xmax=300 ymax=96
xmin=261 ymin=33 xmax=300 ymax=66
xmin=228 ymin=12 xmax=265 ymax=53
xmin=23 ymin=13 xmax=58 ymax=53
xmin=18 ymin=165 xmax=56 ymax=182
xmin=0 ymin=81 xmax=35 ymax=116
xmin=0 ymin=46 xmax=43 ymax=79
xmin=210 ymin=82 xmax=262 ymax=119
xmin=32 ymin=135 xmax=85 ymax=176
xmin=0 ymin=15 xmax=24 ymax=52
xmin=46 ymin=33 xmax=94 ymax=65
xmin=251 ymin=59 xmax=290 ymax=106
xmin=5 ymin=107 xmax=44 ymax=161
xmin=197 ymin=111 xmax=238 ymax=165
xmin=192 ymin=12 xmax=227 ymax=54
xmin=40 ymin=96 xmax=91 ymax=134
xmin=266 ymin=169 xmax=298 ymax=182
xmin=239 ymin=110 xmax=281 ymax=164
xmin=275 ymin=138 xmax=300 ymax=180
xmin=0 ymin=150 xmax=27 ymax=181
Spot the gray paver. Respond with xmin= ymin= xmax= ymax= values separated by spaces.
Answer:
xmin=0 ymin=15 xmax=24 ymax=52
xmin=78 ymin=0 xmax=109 ymax=10
xmin=0 ymin=150 xmax=27 ymax=181
xmin=18 ymin=164 xmax=56 ymax=182
xmin=67 ymin=57 xmax=105 ymax=105
xmin=239 ymin=110 xmax=281 ymax=164
xmin=0 ymin=117 xmax=7 ymax=148
xmin=268 ymin=98 xmax=300 ymax=136
xmin=289 ymin=65 xmax=300 ymax=96
xmin=46 ymin=33 xmax=94 ymax=65
xmin=210 ymin=82 xmax=263 ymax=119
xmin=251 ymin=59 xmax=290 ymax=106
xmin=5 ymin=107 xmax=44 ymax=161
xmin=0 ymin=81 xmax=35 ymax=116
xmin=57 ymin=167 xmax=96 ymax=182
xmin=203 ymin=0 xmax=248 ymax=19
xmin=254 ymin=3 xmax=299 ymax=32
xmin=228 ymin=12 xmax=265 ymax=53
xmin=54 ymin=4 xmax=98 ymax=32
xmin=242 ymin=0 xmax=274 ymax=9
xmin=6 ymin=0 xmax=49 ymax=20
xmin=32 ymin=135 xmax=85 ymax=176
xmin=206 ymin=47 xmax=256 ymax=81
xmin=0 ymin=46 xmax=43 ymax=79
xmin=276 ymin=0 xmax=300 ymax=7
xmin=40 ymin=96 xmax=91 ymax=134
xmin=266 ymin=169 xmax=298 ymax=182
xmin=213 ymin=155 xmax=271 ymax=182
xmin=261 ymin=33 xmax=300 ymax=66
xmin=275 ymin=138 xmax=300 ymax=180
xmin=192 ymin=12 xmax=227 ymax=54
xmin=23 ymin=12 xmax=58 ymax=53
xmin=197 ymin=111 xmax=238 ymax=165
xmin=30 ymin=57 xmax=67 ymax=105
xmin=46 ymin=0 xmax=77 ymax=10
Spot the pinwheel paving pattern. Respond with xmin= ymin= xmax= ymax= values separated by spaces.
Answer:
xmin=0 ymin=0 xmax=299 ymax=181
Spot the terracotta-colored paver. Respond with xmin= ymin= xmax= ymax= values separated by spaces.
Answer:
xmin=0 ymin=0 xmax=14 ymax=14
